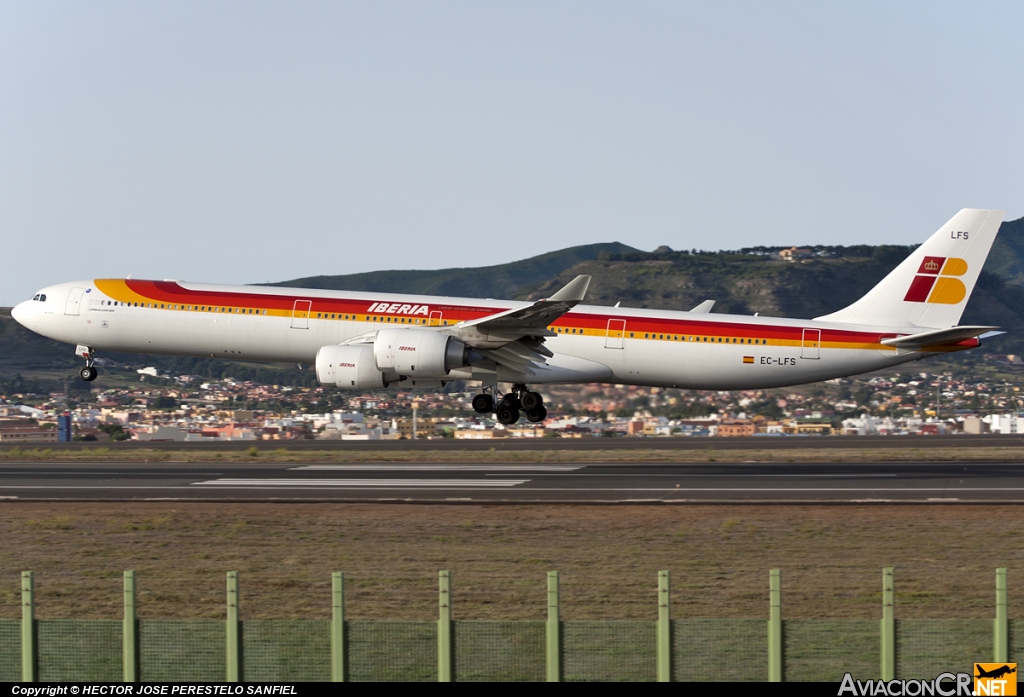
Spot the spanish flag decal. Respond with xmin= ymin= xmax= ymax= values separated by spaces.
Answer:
xmin=743 ymin=356 xmax=754 ymax=364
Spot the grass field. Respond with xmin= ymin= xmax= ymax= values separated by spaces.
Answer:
xmin=0 ymin=502 xmax=1020 ymax=622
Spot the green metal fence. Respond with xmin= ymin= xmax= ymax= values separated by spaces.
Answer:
xmin=0 ymin=567 xmax=1016 ymax=682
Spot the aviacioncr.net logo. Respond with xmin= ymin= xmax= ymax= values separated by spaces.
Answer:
xmin=839 ymin=673 xmax=973 ymax=696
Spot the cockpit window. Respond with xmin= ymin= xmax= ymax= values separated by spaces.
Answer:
xmin=31 ymin=294 xmax=46 ymax=302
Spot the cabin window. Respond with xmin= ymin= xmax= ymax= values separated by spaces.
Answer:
xmin=644 ymin=333 xmax=649 ymax=338
xmin=629 ymin=332 xmax=634 ymax=337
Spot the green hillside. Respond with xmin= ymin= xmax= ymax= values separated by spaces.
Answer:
xmin=272 ymin=242 xmax=641 ymax=298
xmin=982 ymin=216 xmax=1024 ymax=286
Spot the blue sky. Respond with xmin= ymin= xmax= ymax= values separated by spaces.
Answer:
xmin=2 ymin=1 xmax=1021 ymax=304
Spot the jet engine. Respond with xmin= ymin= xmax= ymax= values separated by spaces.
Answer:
xmin=373 ymin=328 xmax=481 ymax=376
xmin=316 ymin=344 xmax=397 ymax=390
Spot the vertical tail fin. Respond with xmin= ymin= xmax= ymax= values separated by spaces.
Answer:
xmin=815 ymin=209 xmax=1005 ymax=328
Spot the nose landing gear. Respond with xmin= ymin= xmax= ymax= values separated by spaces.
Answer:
xmin=76 ymin=345 xmax=98 ymax=382
xmin=473 ymin=384 xmax=546 ymax=425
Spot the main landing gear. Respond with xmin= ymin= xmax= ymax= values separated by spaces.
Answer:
xmin=77 ymin=345 xmax=98 ymax=382
xmin=472 ymin=384 xmax=546 ymax=425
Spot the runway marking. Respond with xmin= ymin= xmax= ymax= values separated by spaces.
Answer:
xmin=494 ymin=473 xmax=901 ymax=478
xmin=0 ymin=471 xmax=223 ymax=476
xmin=293 ymin=465 xmax=581 ymax=472
xmin=191 ymin=478 xmax=529 ymax=488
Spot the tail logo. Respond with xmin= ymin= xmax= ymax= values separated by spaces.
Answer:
xmin=904 ymin=257 xmax=968 ymax=304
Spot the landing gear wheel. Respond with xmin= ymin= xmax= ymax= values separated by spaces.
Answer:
xmin=525 ymin=406 xmax=547 ymax=423
xmin=520 ymin=391 xmax=543 ymax=412
xmin=472 ymin=394 xmax=493 ymax=414
xmin=496 ymin=402 xmax=520 ymax=425
xmin=80 ymin=366 xmax=98 ymax=382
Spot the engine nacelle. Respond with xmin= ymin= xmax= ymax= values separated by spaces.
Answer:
xmin=316 ymin=344 xmax=393 ymax=390
xmin=373 ymin=328 xmax=474 ymax=377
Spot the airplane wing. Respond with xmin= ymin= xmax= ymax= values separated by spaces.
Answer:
xmin=880 ymin=325 xmax=1000 ymax=349
xmin=448 ymin=275 xmax=591 ymax=346
xmin=444 ymin=274 xmax=591 ymax=376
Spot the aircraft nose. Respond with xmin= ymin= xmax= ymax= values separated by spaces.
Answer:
xmin=10 ymin=301 xmax=29 ymax=327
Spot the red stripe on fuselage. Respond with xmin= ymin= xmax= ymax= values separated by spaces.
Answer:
xmin=122 ymin=280 xmax=887 ymax=345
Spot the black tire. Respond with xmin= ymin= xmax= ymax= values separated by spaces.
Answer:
xmin=496 ymin=404 xmax=520 ymax=425
xmin=471 ymin=394 xmax=493 ymax=413
xmin=520 ymin=391 xmax=543 ymax=411
xmin=80 ymin=366 xmax=97 ymax=382
xmin=526 ymin=406 xmax=547 ymax=423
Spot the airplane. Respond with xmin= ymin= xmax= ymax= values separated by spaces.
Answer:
xmin=975 ymin=665 xmax=1017 ymax=680
xmin=10 ymin=208 xmax=1006 ymax=425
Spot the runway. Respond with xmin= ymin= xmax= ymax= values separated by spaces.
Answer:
xmin=1 ymin=460 xmax=1024 ymax=503
xmin=9 ymin=433 xmax=1024 ymax=453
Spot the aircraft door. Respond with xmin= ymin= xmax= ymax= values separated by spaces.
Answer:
xmin=291 ymin=300 xmax=312 ymax=329
xmin=605 ymin=319 xmax=626 ymax=349
xmin=429 ymin=311 xmax=442 ymax=327
xmin=801 ymin=328 xmax=821 ymax=359
xmin=64 ymin=287 xmax=86 ymax=316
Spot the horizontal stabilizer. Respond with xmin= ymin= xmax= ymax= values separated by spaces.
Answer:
xmin=880 ymin=325 xmax=1000 ymax=349
xmin=689 ymin=300 xmax=715 ymax=313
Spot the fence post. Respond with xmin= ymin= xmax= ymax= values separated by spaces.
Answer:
xmin=657 ymin=570 xmax=671 ymax=682
xmin=438 ymin=570 xmax=453 ymax=682
xmin=226 ymin=571 xmax=241 ymax=682
xmin=995 ymin=568 xmax=1008 ymax=662
xmin=881 ymin=567 xmax=895 ymax=681
xmin=546 ymin=571 xmax=561 ymax=682
xmin=21 ymin=571 xmax=35 ymax=683
xmin=768 ymin=569 xmax=783 ymax=682
xmin=331 ymin=572 xmax=347 ymax=682
xmin=123 ymin=571 xmax=138 ymax=682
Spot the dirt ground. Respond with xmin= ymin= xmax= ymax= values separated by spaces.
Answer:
xmin=0 ymin=502 xmax=1021 ymax=622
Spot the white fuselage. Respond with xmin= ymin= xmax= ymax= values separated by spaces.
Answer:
xmin=11 ymin=278 xmax=952 ymax=390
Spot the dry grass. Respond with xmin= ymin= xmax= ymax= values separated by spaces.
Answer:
xmin=0 ymin=503 xmax=1022 ymax=622
xmin=0 ymin=445 xmax=1023 ymax=463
